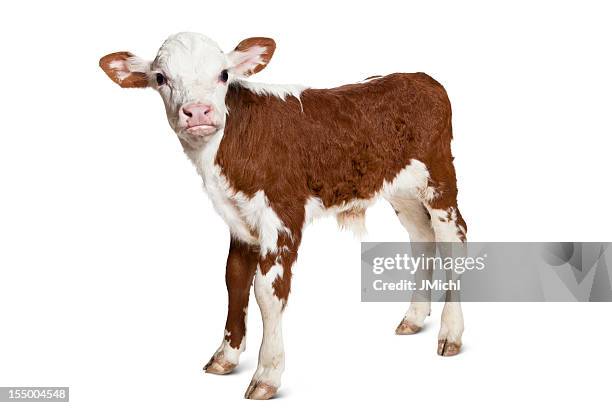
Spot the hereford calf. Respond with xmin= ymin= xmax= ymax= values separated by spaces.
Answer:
xmin=100 ymin=32 xmax=467 ymax=399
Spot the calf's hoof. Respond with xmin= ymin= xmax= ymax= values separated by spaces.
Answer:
xmin=244 ymin=381 xmax=278 ymax=400
xmin=437 ymin=339 xmax=461 ymax=356
xmin=204 ymin=355 xmax=236 ymax=375
xmin=395 ymin=319 xmax=422 ymax=335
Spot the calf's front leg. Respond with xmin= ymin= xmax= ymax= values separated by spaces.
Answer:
xmin=204 ymin=239 xmax=258 ymax=374
xmin=245 ymin=239 xmax=297 ymax=400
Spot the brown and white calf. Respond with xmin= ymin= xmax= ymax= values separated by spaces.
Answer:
xmin=100 ymin=32 xmax=467 ymax=400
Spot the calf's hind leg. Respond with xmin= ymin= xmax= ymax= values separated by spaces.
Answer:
xmin=428 ymin=204 xmax=466 ymax=356
xmin=426 ymin=184 xmax=467 ymax=356
xmin=388 ymin=196 xmax=435 ymax=334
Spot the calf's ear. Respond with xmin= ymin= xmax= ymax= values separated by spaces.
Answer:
xmin=99 ymin=52 xmax=151 ymax=88
xmin=227 ymin=37 xmax=276 ymax=78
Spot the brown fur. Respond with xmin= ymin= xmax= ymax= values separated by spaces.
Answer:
xmin=223 ymin=239 xmax=258 ymax=348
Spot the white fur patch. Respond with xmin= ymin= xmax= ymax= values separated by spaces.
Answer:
xmin=235 ymin=79 xmax=307 ymax=101
xmin=108 ymin=60 xmax=125 ymax=71
xmin=232 ymin=190 xmax=290 ymax=255
xmin=186 ymin=131 xmax=288 ymax=255
xmin=126 ymin=56 xmax=152 ymax=74
xmin=214 ymin=330 xmax=245 ymax=364
xmin=381 ymin=160 xmax=432 ymax=199
xmin=187 ymin=132 xmax=256 ymax=245
xmin=108 ymin=59 xmax=136 ymax=82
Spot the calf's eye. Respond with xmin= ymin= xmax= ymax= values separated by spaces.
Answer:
xmin=220 ymin=69 xmax=229 ymax=83
xmin=155 ymin=73 xmax=166 ymax=86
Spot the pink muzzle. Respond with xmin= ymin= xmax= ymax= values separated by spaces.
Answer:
xmin=180 ymin=103 xmax=218 ymax=137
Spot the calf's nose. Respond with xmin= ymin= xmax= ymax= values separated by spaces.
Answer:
xmin=181 ymin=103 xmax=214 ymax=126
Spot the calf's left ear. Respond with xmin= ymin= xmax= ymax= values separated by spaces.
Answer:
xmin=99 ymin=52 xmax=151 ymax=88
xmin=227 ymin=37 xmax=276 ymax=78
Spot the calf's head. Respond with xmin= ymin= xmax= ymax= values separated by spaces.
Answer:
xmin=100 ymin=32 xmax=275 ymax=146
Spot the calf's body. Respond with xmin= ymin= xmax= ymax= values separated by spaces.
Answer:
xmin=100 ymin=33 xmax=467 ymax=400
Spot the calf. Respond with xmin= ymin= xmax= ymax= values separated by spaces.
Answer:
xmin=100 ymin=32 xmax=467 ymax=400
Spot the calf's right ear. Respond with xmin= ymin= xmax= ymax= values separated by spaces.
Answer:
xmin=99 ymin=52 xmax=151 ymax=88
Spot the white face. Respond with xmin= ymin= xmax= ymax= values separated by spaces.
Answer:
xmin=100 ymin=32 xmax=276 ymax=148
xmin=153 ymin=33 xmax=230 ymax=143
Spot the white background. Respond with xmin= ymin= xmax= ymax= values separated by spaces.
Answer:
xmin=1 ymin=0 xmax=611 ymax=406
